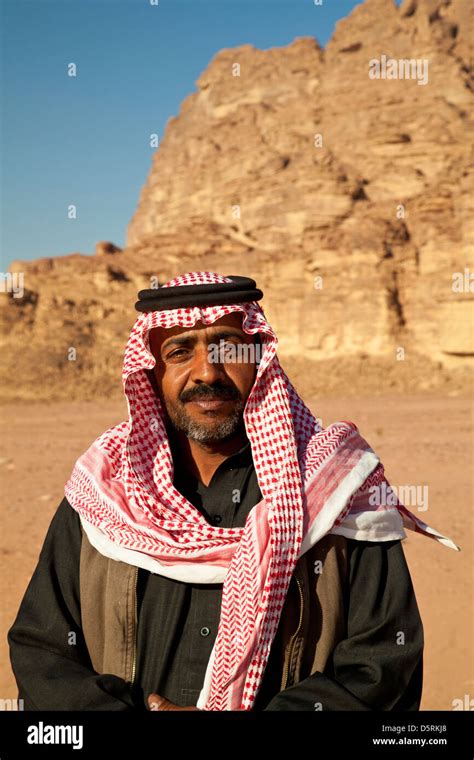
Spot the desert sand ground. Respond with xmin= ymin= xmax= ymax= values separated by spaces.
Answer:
xmin=0 ymin=394 xmax=472 ymax=710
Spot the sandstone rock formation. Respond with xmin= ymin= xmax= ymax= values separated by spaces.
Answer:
xmin=0 ymin=0 xmax=472 ymax=401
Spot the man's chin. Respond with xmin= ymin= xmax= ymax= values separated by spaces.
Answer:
xmin=192 ymin=417 xmax=240 ymax=440
xmin=169 ymin=412 xmax=244 ymax=444
xmin=192 ymin=432 xmax=235 ymax=444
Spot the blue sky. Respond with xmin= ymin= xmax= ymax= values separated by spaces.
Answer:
xmin=1 ymin=0 xmax=366 ymax=270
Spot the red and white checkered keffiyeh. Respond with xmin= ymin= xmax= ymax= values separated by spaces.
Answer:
xmin=65 ymin=270 xmax=459 ymax=711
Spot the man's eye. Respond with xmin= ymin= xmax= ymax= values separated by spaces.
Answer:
xmin=169 ymin=349 xmax=187 ymax=359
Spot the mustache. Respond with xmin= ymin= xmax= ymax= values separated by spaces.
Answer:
xmin=180 ymin=382 xmax=241 ymax=403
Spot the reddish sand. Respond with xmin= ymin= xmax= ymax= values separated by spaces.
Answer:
xmin=0 ymin=395 xmax=472 ymax=710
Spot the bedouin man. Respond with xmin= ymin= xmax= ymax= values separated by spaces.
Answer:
xmin=8 ymin=271 xmax=460 ymax=711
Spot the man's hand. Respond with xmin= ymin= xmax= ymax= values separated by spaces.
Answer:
xmin=148 ymin=693 xmax=202 ymax=711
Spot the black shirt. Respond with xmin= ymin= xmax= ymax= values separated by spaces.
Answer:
xmin=134 ymin=437 xmax=262 ymax=706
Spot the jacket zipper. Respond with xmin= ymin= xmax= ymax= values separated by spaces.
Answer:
xmin=130 ymin=566 xmax=139 ymax=684
xmin=281 ymin=573 xmax=304 ymax=690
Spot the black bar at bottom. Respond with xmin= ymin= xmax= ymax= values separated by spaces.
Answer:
xmin=0 ymin=710 xmax=473 ymax=758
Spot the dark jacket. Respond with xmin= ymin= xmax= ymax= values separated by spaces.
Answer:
xmin=8 ymin=497 xmax=424 ymax=711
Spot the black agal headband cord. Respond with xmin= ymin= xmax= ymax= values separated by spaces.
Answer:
xmin=135 ymin=275 xmax=263 ymax=312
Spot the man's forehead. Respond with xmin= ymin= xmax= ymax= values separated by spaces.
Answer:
xmin=149 ymin=312 xmax=245 ymax=347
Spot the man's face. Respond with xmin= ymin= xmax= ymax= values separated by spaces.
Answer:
xmin=148 ymin=313 xmax=259 ymax=444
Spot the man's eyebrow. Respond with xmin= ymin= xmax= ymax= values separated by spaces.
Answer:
xmin=210 ymin=329 xmax=247 ymax=341
xmin=161 ymin=328 xmax=246 ymax=352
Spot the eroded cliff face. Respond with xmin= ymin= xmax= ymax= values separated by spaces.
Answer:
xmin=1 ymin=0 xmax=472 ymax=401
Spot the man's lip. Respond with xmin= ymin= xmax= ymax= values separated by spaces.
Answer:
xmin=188 ymin=398 xmax=231 ymax=410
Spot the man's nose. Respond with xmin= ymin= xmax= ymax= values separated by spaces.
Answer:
xmin=189 ymin=344 xmax=226 ymax=384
